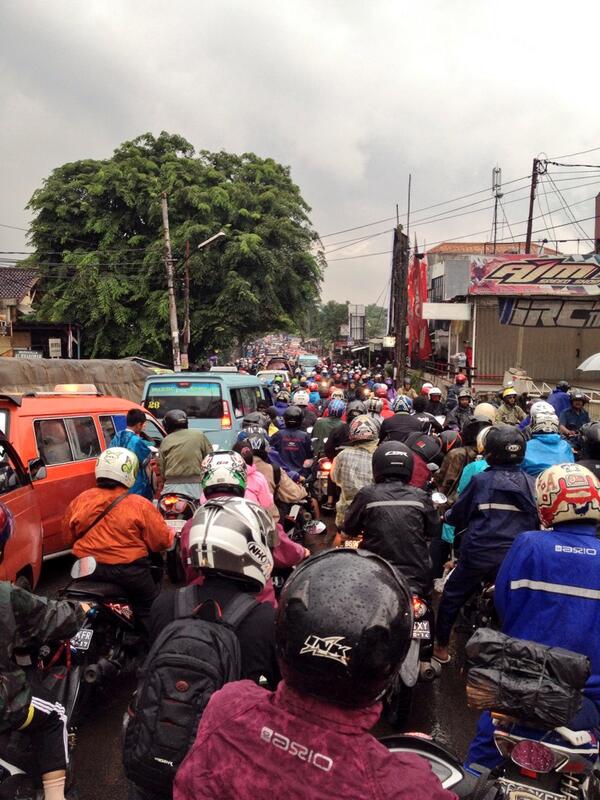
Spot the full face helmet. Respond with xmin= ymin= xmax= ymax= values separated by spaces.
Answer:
xmin=393 ymin=395 xmax=413 ymax=414
xmin=348 ymin=414 xmax=380 ymax=443
xmin=200 ymin=451 xmax=247 ymax=498
xmin=328 ymin=399 xmax=347 ymax=418
xmin=96 ymin=447 xmax=139 ymax=489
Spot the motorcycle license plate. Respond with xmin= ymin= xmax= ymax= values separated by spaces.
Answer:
xmin=501 ymin=781 xmax=563 ymax=800
xmin=413 ymin=620 xmax=430 ymax=640
xmin=70 ymin=628 xmax=94 ymax=651
xmin=166 ymin=519 xmax=186 ymax=532
xmin=343 ymin=538 xmax=361 ymax=549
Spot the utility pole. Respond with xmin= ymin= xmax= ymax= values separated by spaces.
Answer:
xmin=525 ymin=158 xmax=546 ymax=253
xmin=181 ymin=239 xmax=191 ymax=371
xmin=161 ymin=192 xmax=181 ymax=372
xmin=391 ymin=225 xmax=409 ymax=385
xmin=492 ymin=166 xmax=503 ymax=254
xmin=406 ymin=174 xmax=412 ymax=241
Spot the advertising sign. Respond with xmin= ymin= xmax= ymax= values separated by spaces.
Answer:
xmin=498 ymin=297 xmax=600 ymax=329
xmin=469 ymin=255 xmax=600 ymax=297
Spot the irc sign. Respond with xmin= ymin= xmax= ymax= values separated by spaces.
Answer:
xmin=498 ymin=297 xmax=600 ymax=329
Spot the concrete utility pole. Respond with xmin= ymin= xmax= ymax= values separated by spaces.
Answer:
xmin=391 ymin=225 xmax=409 ymax=385
xmin=525 ymin=158 xmax=546 ymax=253
xmin=181 ymin=240 xmax=191 ymax=371
xmin=161 ymin=192 xmax=181 ymax=372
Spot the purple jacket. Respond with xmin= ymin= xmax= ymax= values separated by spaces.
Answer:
xmin=175 ymin=680 xmax=455 ymax=800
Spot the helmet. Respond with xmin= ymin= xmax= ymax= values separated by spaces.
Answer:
xmin=308 ymin=382 xmax=319 ymax=392
xmin=458 ymin=388 xmax=472 ymax=400
xmin=374 ymin=384 xmax=388 ymax=399
xmin=243 ymin=411 xmax=268 ymax=431
xmin=393 ymin=395 xmax=413 ymax=413
xmin=530 ymin=411 xmax=559 ymax=435
xmin=475 ymin=426 xmax=492 ymax=455
xmin=473 ymin=403 xmax=496 ymax=424
xmin=403 ymin=376 xmax=412 ymax=386
xmin=292 ymin=390 xmax=310 ymax=407
xmin=455 ymin=373 xmax=467 ymax=384
xmin=276 ymin=390 xmax=291 ymax=403
xmin=421 ymin=382 xmax=433 ymax=395
xmin=290 ymin=378 xmax=300 ymax=389
xmin=502 ymin=387 xmax=518 ymax=399
xmin=583 ymin=422 xmax=600 ymax=459
xmin=536 ymin=463 xmax=600 ymax=527
xmin=366 ymin=397 xmax=384 ymax=415
xmin=404 ymin=432 xmax=442 ymax=466
xmin=237 ymin=426 xmax=269 ymax=454
xmin=187 ymin=497 xmax=274 ymax=590
xmin=346 ymin=400 xmax=367 ymax=422
xmin=372 ymin=441 xmax=414 ymax=482
xmin=557 ymin=380 xmax=570 ymax=392
xmin=200 ymin=451 xmax=247 ymax=498
xmin=328 ymin=398 xmax=346 ymax=418
xmin=163 ymin=409 xmax=188 ymax=434
xmin=0 ymin=502 xmax=14 ymax=557
xmin=483 ymin=424 xmax=525 ymax=465
xmin=283 ymin=406 xmax=303 ymax=428
xmin=428 ymin=387 xmax=442 ymax=398
xmin=439 ymin=429 xmax=462 ymax=454
xmin=276 ymin=549 xmax=413 ymax=708
xmin=570 ymin=391 xmax=587 ymax=404
xmin=96 ymin=447 xmax=138 ymax=488
xmin=329 ymin=387 xmax=344 ymax=400
xmin=318 ymin=382 xmax=330 ymax=399
xmin=462 ymin=415 xmax=496 ymax=447
xmin=348 ymin=414 xmax=380 ymax=442
xmin=529 ymin=400 xmax=554 ymax=417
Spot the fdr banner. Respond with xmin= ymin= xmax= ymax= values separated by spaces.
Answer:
xmin=498 ymin=297 xmax=600 ymax=329
xmin=469 ymin=255 xmax=600 ymax=296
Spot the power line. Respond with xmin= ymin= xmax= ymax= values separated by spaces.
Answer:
xmin=549 ymin=146 xmax=600 ymax=160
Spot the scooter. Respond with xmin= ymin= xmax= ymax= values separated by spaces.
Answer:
xmin=157 ymin=492 xmax=199 ymax=583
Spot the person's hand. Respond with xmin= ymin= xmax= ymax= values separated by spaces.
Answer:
xmin=303 ymin=547 xmax=311 ymax=559
xmin=79 ymin=601 xmax=93 ymax=614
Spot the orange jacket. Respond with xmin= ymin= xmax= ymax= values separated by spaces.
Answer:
xmin=63 ymin=486 xmax=173 ymax=565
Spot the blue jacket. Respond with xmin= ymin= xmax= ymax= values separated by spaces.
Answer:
xmin=109 ymin=428 xmax=153 ymax=499
xmin=547 ymin=389 xmax=571 ymax=417
xmin=446 ymin=465 xmax=538 ymax=570
xmin=270 ymin=427 xmax=313 ymax=472
xmin=495 ymin=523 xmax=600 ymax=710
xmin=522 ymin=433 xmax=574 ymax=476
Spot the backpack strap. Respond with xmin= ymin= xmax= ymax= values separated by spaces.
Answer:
xmin=221 ymin=593 xmax=259 ymax=630
xmin=174 ymin=584 xmax=201 ymax=619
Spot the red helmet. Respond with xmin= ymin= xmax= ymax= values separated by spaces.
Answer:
xmin=456 ymin=374 xmax=467 ymax=384
xmin=308 ymin=382 xmax=319 ymax=392
xmin=374 ymin=383 xmax=388 ymax=398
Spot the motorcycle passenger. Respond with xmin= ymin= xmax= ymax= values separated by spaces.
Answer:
xmin=63 ymin=448 xmax=172 ymax=634
xmin=323 ymin=400 xmax=366 ymax=461
xmin=434 ymin=414 xmax=492 ymax=502
xmin=433 ymin=425 xmax=538 ymax=664
xmin=232 ymin=440 xmax=279 ymax=522
xmin=559 ymin=390 xmax=590 ymax=438
xmin=425 ymin=386 xmax=446 ymax=417
xmin=467 ymin=463 xmax=600 ymax=771
xmin=270 ymin=406 xmax=313 ymax=478
xmin=521 ymin=409 xmax=574 ymax=476
xmin=379 ymin=396 xmax=423 ymax=443
xmin=174 ymin=549 xmax=454 ymax=800
xmin=547 ymin=379 xmax=572 ymax=417
xmin=373 ymin=384 xmax=394 ymax=418
xmin=496 ymin=387 xmax=525 ymax=426
xmin=158 ymin=409 xmax=212 ymax=500
xmin=579 ymin=422 xmax=600 ymax=480
xmin=292 ymin=390 xmax=317 ymax=432
xmin=344 ymin=442 xmax=440 ymax=596
xmin=331 ymin=415 xmax=379 ymax=532
xmin=109 ymin=408 xmax=155 ymax=499
xmin=0 ymin=504 xmax=86 ymax=800
xmin=443 ymin=389 xmax=473 ymax=432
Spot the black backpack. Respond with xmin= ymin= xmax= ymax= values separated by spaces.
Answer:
xmin=123 ymin=585 xmax=257 ymax=795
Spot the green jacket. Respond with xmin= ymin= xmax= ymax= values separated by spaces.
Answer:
xmin=0 ymin=583 xmax=84 ymax=731
xmin=158 ymin=428 xmax=213 ymax=483
xmin=310 ymin=416 xmax=345 ymax=459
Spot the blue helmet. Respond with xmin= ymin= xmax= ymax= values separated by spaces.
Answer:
xmin=328 ymin=399 xmax=347 ymax=418
xmin=393 ymin=395 xmax=413 ymax=414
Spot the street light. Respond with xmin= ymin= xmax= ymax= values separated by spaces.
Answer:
xmin=197 ymin=230 xmax=226 ymax=251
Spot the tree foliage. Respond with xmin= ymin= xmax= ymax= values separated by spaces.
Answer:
xmin=26 ymin=132 xmax=323 ymax=361
xmin=306 ymin=301 xmax=387 ymax=348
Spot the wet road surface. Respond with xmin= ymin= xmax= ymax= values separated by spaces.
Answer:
xmin=39 ymin=554 xmax=480 ymax=800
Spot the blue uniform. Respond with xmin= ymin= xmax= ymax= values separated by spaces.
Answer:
xmin=522 ymin=433 xmax=574 ymax=476
xmin=559 ymin=407 xmax=590 ymax=432
xmin=270 ymin=427 xmax=313 ymax=474
xmin=467 ymin=522 xmax=600 ymax=768
xmin=109 ymin=428 xmax=153 ymax=499
xmin=547 ymin=388 xmax=571 ymax=417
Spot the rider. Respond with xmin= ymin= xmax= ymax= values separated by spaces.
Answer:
xmin=379 ymin=396 xmax=422 ymax=443
xmin=331 ymin=415 xmax=379 ymax=533
xmin=399 ymin=375 xmax=418 ymax=400
xmin=403 ymin=432 xmax=443 ymax=489
xmin=0 ymin=504 xmax=87 ymax=800
xmin=174 ymin=549 xmax=454 ymax=800
xmin=109 ymin=408 xmax=154 ymax=499
xmin=344 ymin=442 xmax=440 ymax=596
xmin=323 ymin=400 xmax=367 ymax=461
xmin=443 ymin=389 xmax=473 ymax=432
xmin=433 ymin=425 xmax=538 ymax=664
xmin=425 ymin=386 xmax=446 ymax=416
xmin=365 ymin=396 xmax=384 ymax=426
xmin=446 ymin=372 xmax=468 ymax=410
xmin=158 ymin=409 xmax=212 ymax=500
xmin=311 ymin=398 xmax=346 ymax=459
xmin=559 ymin=390 xmax=590 ymax=438
xmin=291 ymin=390 xmax=317 ymax=432
xmin=547 ymin=379 xmax=572 ymax=416
xmin=496 ymin=387 xmax=526 ymax=426
xmin=467 ymin=462 xmax=600 ymax=770
xmin=521 ymin=409 xmax=574 ymax=476
xmin=270 ymin=406 xmax=313 ymax=478
xmin=579 ymin=422 xmax=600 ymax=480
xmin=63 ymin=447 xmax=172 ymax=633
xmin=412 ymin=396 xmax=444 ymax=434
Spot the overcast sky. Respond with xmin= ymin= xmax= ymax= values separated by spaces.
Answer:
xmin=2 ymin=0 xmax=600 ymax=306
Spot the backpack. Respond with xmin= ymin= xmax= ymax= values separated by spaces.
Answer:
xmin=122 ymin=585 xmax=257 ymax=795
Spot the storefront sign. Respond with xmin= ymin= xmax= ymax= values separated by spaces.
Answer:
xmin=498 ymin=297 xmax=600 ymax=328
xmin=470 ymin=255 xmax=600 ymax=296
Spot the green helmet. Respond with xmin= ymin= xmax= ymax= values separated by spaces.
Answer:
xmin=200 ymin=451 xmax=247 ymax=498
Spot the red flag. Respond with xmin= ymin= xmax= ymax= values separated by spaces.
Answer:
xmin=416 ymin=255 xmax=432 ymax=360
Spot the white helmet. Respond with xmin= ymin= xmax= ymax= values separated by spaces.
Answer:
xmin=421 ymin=382 xmax=433 ymax=396
xmin=96 ymin=447 xmax=138 ymax=488
xmin=187 ymin=496 xmax=274 ymax=590
xmin=292 ymin=390 xmax=310 ymax=407
xmin=529 ymin=400 xmax=554 ymax=417
xmin=530 ymin=411 xmax=559 ymax=435
xmin=200 ymin=451 xmax=247 ymax=498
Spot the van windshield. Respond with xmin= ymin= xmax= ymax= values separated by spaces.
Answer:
xmin=144 ymin=381 xmax=222 ymax=419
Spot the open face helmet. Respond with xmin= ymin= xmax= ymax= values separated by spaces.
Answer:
xmin=292 ymin=390 xmax=310 ymax=407
xmin=530 ymin=411 xmax=559 ymax=435
xmin=483 ymin=424 xmax=525 ymax=466
xmin=96 ymin=447 xmax=138 ymax=489
xmin=536 ymin=463 xmax=600 ymax=527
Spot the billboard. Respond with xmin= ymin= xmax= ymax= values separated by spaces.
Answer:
xmin=348 ymin=304 xmax=366 ymax=342
xmin=469 ymin=255 xmax=600 ymax=297
xmin=498 ymin=297 xmax=600 ymax=329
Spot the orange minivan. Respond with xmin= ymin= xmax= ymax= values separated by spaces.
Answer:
xmin=0 ymin=387 xmax=165 ymax=558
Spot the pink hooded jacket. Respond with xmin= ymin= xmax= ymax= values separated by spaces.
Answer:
xmin=175 ymin=680 xmax=456 ymax=800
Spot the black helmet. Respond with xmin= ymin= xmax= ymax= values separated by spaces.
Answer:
xmin=243 ymin=411 xmax=268 ymax=431
xmin=439 ymin=429 xmax=462 ymax=454
xmin=404 ymin=432 xmax=443 ymax=467
xmin=283 ymin=406 xmax=303 ymax=428
xmin=484 ymin=424 xmax=525 ymax=465
xmin=163 ymin=408 xmax=188 ymax=434
xmin=238 ymin=426 xmax=269 ymax=456
xmin=583 ymin=422 xmax=600 ymax=459
xmin=372 ymin=441 xmax=414 ymax=483
xmin=570 ymin=390 xmax=587 ymax=403
xmin=346 ymin=400 xmax=367 ymax=422
xmin=462 ymin=416 xmax=492 ymax=447
xmin=276 ymin=549 xmax=413 ymax=708
xmin=557 ymin=380 xmax=570 ymax=392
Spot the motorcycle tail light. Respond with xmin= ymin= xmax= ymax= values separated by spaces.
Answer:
xmin=221 ymin=401 xmax=232 ymax=430
xmin=412 ymin=596 xmax=427 ymax=619
xmin=319 ymin=459 xmax=332 ymax=471
xmin=511 ymin=740 xmax=555 ymax=774
xmin=161 ymin=495 xmax=179 ymax=507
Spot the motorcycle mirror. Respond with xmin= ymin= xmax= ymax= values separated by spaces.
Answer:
xmin=71 ymin=556 xmax=97 ymax=580
xmin=431 ymin=491 xmax=447 ymax=506
xmin=305 ymin=521 xmax=327 ymax=537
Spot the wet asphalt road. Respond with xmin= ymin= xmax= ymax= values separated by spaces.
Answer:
xmin=39 ymin=554 xmax=480 ymax=800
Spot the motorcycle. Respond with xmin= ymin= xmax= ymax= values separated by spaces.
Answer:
xmin=312 ymin=455 xmax=334 ymax=511
xmin=157 ymin=491 xmax=199 ymax=583
xmin=272 ymin=514 xmax=329 ymax=596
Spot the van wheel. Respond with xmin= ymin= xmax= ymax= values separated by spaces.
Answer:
xmin=15 ymin=573 xmax=32 ymax=592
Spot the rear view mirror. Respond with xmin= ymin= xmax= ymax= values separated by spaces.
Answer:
xmin=71 ymin=556 xmax=97 ymax=580
xmin=28 ymin=457 xmax=47 ymax=481
xmin=431 ymin=491 xmax=447 ymax=507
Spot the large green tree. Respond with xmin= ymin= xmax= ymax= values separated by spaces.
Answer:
xmin=305 ymin=301 xmax=387 ymax=349
xmin=26 ymin=132 xmax=323 ymax=362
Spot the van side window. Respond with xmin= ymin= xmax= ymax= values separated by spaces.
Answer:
xmin=65 ymin=417 xmax=101 ymax=460
xmin=230 ymin=389 xmax=245 ymax=419
xmin=99 ymin=415 xmax=116 ymax=447
xmin=34 ymin=419 xmax=73 ymax=465
xmin=230 ymin=388 xmax=258 ymax=419
xmin=143 ymin=418 xmax=164 ymax=447
xmin=0 ymin=443 xmax=22 ymax=494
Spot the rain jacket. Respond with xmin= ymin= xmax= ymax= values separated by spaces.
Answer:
xmin=445 ymin=465 xmax=538 ymax=570
xmin=270 ymin=427 xmax=313 ymax=473
xmin=174 ymin=680 xmax=455 ymax=800
xmin=547 ymin=388 xmax=571 ymax=417
xmin=522 ymin=433 xmax=574 ymax=477
xmin=109 ymin=428 xmax=153 ymax=499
